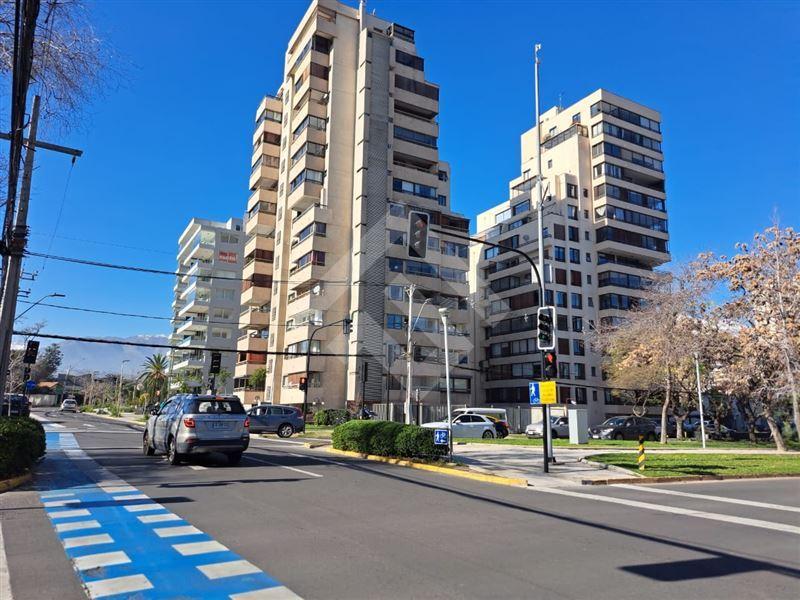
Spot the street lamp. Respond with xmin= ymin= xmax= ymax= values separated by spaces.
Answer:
xmin=693 ymin=352 xmax=708 ymax=449
xmin=405 ymin=292 xmax=431 ymax=425
xmin=439 ymin=307 xmax=453 ymax=457
xmin=117 ymin=359 xmax=130 ymax=408
xmin=14 ymin=293 xmax=65 ymax=322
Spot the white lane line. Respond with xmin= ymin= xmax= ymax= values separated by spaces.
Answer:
xmin=0 ymin=523 xmax=14 ymax=600
xmin=231 ymin=586 xmax=303 ymax=599
xmin=137 ymin=513 xmax=182 ymax=524
xmin=153 ymin=525 xmax=202 ymax=538
xmin=48 ymin=509 xmax=91 ymax=520
xmin=173 ymin=541 xmax=228 ymax=556
xmin=533 ymin=487 xmax=800 ymax=536
xmin=84 ymin=424 xmax=96 ymax=428
xmin=41 ymin=492 xmax=75 ymax=499
xmin=124 ymin=503 xmax=164 ymax=513
xmin=189 ymin=465 xmax=208 ymax=471
xmin=63 ymin=534 xmax=114 ymax=549
xmin=615 ymin=484 xmax=800 ymax=513
xmin=48 ymin=423 xmax=65 ymax=429
xmin=85 ymin=574 xmax=153 ymax=598
xmin=99 ymin=485 xmax=136 ymax=494
xmin=198 ymin=559 xmax=261 ymax=580
xmin=112 ymin=494 xmax=148 ymax=501
xmin=43 ymin=500 xmax=79 ymax=508
xmin=246 ymin=456 xmax=323 ymax=478
xmin=55 ymin=520 xmax=101 ymax=533
xmin=74 ymin=551 xmax=131 ymax=571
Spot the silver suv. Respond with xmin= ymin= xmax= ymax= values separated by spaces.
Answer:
xmin=143 ymin=395 xmax=250 ymax=465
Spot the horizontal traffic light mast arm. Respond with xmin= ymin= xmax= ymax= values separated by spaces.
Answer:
xmin=429 ymin=227 xmax=544 ymax=304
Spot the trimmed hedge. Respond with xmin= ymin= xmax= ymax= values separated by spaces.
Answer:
xmin=332 ymin=420 xmax=448 ymax=460
xmin=0 ymin=417 xmax=45 ymax=479
xmin=314 ymin=408 xmax=351 ymax=426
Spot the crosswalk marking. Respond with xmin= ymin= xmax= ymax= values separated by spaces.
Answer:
xmin=138 ymin=513 xmax=182 ymax=524
xmin=55 ymin=520 xmax=101 ymax=533
xmin=173 ymin=541 xmax=228 ymax=556
xmin=99 ymin=485 xmax=136 ymax=494
xmin=614 ymin=484 xmax=800 ymax=513
xmin=189 ymin=465 xmax=208 ymax=470
xmin=230 ymin=586 xmax=303 ymax=599
xmin=43 ymin=499 xmax=79 ymax=508
xmin=198 ymin=559 xmax=261 ymax=580
xmin=112 ymin=493 xmax=148 ymax=501
xmin=74 ymin=551 xmax=131 ymax=571
xmin=124 ymin=503 xmax=164 ymax=513
xmin=63 ymin=533 xmax=114 ymax=549
xmin=48 ymin=509 xmax=90 ymax=520
xmin=41 ymin=492 xmax=75 ymax=499
xmin=85 ymin=574 xmax=153 ymax=598
xmin=153 ymin=525 xmax=202 ymax=538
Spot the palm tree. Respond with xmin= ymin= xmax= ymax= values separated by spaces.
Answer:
xmin=138 ymin=354 xmax=169 ymax=404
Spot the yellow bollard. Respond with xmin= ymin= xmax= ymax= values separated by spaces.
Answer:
xmin=638 ymin=434 xmax=645 ymax=471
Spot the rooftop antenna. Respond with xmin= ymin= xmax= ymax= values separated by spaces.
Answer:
xmin=558 ymin=92 xmax=563 ymax=111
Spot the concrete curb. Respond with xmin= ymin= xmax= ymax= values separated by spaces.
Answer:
xmin=327 ymin=448 xmax=529 ymax=488
xmin=84 ymin=412 xmax=145 ymax=429
xmin=582 ymin=472 xmax=800 ymax=486
xmin=0 ymin=472 xmax=32 ymax=493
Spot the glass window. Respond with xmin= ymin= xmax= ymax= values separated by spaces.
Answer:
xmin=571 ymin=293 xmax=583 ymax=309
xmin=554 ymin=246 xmax=565 ymax=262
xmin=556 ymin=291 xmax=567 ymax=308
xmin=569 ymin=248 xmax=580 ymax=264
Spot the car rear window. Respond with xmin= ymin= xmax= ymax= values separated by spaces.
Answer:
xmin=188 ymin=399 xmax=245 ymax=415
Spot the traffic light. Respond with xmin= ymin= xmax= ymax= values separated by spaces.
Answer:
xmin=209 ymin=351 xmax=222 ymax=374
xmin=407 ymin=210 xmax=429 ymax=259
xmin=23 ymin=340 xmax=39 ymax=364
xmin=536 ymin=306 xmax=556 ymax=351
xmin=299 ymin=377 xmax=308 ymax=392
xmin=342 ymin=318 xmax=352 ymax=336
xmin=543 ymin=351 xmax=558 ymax=379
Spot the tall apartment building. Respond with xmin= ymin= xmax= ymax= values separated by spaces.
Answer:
xmin=235 ymin=0 xmax=473 ymax=411
xmin=471 ymin=89 xmax=670 ymax=425
xmin=169 ymin=217 xmax=244 ymax=395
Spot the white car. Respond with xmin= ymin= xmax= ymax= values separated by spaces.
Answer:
xmin=526 ymin=416 xmax=569 ymax=439
xmin=60 ymin=398 xmax=78 ymax=412
xmin=422 ymin=413 xmax=497 ymax=439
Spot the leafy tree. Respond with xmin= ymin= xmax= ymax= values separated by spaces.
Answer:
xmin=249 ymin=368 xmax=266 ymax=391
xmin=138 ymin=354 xmax=169 ymax=400
xmin=31 ymin=344 xmax=62 ymax=382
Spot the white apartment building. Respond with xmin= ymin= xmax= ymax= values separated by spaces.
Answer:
xmin=471 ymin=89 xmax=670 ymax=425
xmin=169 ymin=217 xmax=244 ymax=394
xmin=235 ymin=0 xmax=473 ymax=412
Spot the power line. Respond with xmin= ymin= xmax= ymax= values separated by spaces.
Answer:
xmin=28 ymin=232 xmax=174 ymax=255
xmin=13 ymin=330 xmax=371 ymax=358
xmin=39 ymin=158 xmax=75 ymax=272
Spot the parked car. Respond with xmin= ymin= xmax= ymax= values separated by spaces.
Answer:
xmin=487 ymin=416 xmax=509 ymax=438
xmin=589 ymin=416 xmax=656 ymax=441
xmin=1 ymin=394 xmax=30 ymax=417
xmin=143 ymin=394 xmax=250 ymax=465
xmin=526 ymin=415 xmax=570 ymax=439
xmin=246 ymin=404 xmax=305 ymax=437
xmin=422 ymin=414 xmax=498 ymax=439
xmin=648 ymin=416 xmax=677 ymax=438
xmin=60 ymin=398 xmax=78 ymax=413
xmin=453 ymin=407 xmax=510 ymax=437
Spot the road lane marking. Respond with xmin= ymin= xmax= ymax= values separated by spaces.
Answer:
xmin=137 ymin=513 xmax=182 ymax=524
xmin=49 ymin=423 xmax=65 ymax=429
xmin=62 ymin=533 xmax=114 ymax=549
xmin=281 ymin=450 xmax=349 ymax=467
xmin=245 ymin=455 xmax=323 ymax=478
xmin=123 ymin=503 xmax=164 ymax=513
xmin=153 ymin=525 xmax=202 ymax=538
xmin=41 ymin=492 xmax=75 ymax=499
xmin=533 ymin=487 xmax=800 ymax=535
xmin=0 ymin=523 xmax=13 ymax=600
xmin=231 ymin=586 xmax=303 ymax=599
xmin=43 ymin=499 xmax=79 ymax=508
xmin=173 ymin=541 xmax=228 ymax=556
xmin=112 ymin=493 xmax=148 ymax=501
xmin=84 ymin=424 xmax=96 ymax=428
xmin=99 ymin=485 xmax=136 ymax=494
xmin=614 ymin=484 xmax=800 ymax=513
xmin=189 ymin=465 xmax=208 ymax=470
xmin=74 ymin=551 xmax=131 ymax=571
xmin=47 ymin=509 xmax=91 ymax=520
xmin=85 ymin=574 xmax=153 ymax=598
xmin=198 ymin=559 xmax=261 ymax=580
xmin=55 ymin=520 xmax=101 ymax=533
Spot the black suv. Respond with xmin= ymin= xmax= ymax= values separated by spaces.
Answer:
xmin=589 ymin=416 xmax=656 ymax=441
xmin=1 ymin=394 xmax=30 ymax=417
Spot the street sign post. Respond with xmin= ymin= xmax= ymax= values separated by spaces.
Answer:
xmin=434 ymin=428 xmax=450 ymax=446
xmin=528 ymin=381 xmax=557 ymax=405
xmin=25 ymin=380 xmax=35 ymax=391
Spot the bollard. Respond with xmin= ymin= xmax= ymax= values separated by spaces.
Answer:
xmin=638 ymin=434 xmax=645 ymax=471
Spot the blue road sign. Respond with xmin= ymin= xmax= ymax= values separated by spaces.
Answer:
xmin=434 ymin=428 xmax=450 ymax=446
xmin=25 ymin=380 xmax=35 ymax=391
xmin=529 ymin=382 xmax=540 ymax=405
xmin=529 ymin=381 xmax=557 ymax=405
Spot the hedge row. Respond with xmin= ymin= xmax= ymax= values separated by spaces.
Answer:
xmin=0 ymin=417 xmax=45 ymax=479
xmin=331 ymin=420 xmax=448 ymax=460
xmin=314 ymin=409 xmax=351 ymax=426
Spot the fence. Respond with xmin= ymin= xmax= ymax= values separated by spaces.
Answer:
xmin=371 ymin=402 xmax=543 ymax=434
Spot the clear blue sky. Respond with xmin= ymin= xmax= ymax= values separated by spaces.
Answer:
xmin=21 ymin=0 xmax=800 ymax=339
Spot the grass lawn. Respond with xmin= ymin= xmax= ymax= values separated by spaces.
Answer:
xmin=455 ymin=434 xmax=797 ymax=451
xmin=296 ymin=425 xmax=334 ymax=439
xmin=589 ymin=453 xmax=800 ymax=478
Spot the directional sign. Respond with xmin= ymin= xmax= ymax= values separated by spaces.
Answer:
xmin=529 ymin=381 xmax=557 ymax=405
xmin=434 ymin=428 xmax=450 ymax=446
xmin=25 ymin=380 xmax=35 ymax=391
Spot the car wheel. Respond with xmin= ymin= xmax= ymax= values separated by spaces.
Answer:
xmin=551 ymin=430 xmax=558 ymax=440
xmin=277 ymin=423 xmax=294 ymax=438
xmin=613 ymin=432 xmax=624 ymax=441
xmin=646 ymin=432 xmax=656 ymax=442
xmin=167 ymin=437 xmax=182 ymax=466
xmin=227 ymin=451 xmax=243 ymax=466
xmin=482 ymin=430 xmax=494 ymax=439
xmin=142 ymin=431 xmax=155 ymax=456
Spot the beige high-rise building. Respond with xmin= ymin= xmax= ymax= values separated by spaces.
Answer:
xmin=471 ymin=89 xmax=670 ymax=425
xmin=234 ymin=0 xmax=473 ymax=411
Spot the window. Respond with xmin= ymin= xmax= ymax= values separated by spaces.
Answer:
xmin=553 ymin=224 xmax=566 ymax=240
xmin=573 ymin=363 xmax=586 ymax=380
xmin=387 ymin=285 xmax=404 ymax=301
xmin=388 ymin=257 xmax=403 ymax=272
xmin=393 ymin=177 xmax=437 ymax=199
xmin=437 ymin=195 xmax=447 ymax=206
xmin=559 ymin=362 xmax=571 ymax=379
xmin=596 ymin=226 xmax=669 ymax=253
xmin=395 ymin=74 xmax=439 ymax=100
xmin=590 ymin=101 xmax=661 ymax=133
xmin=293 ymin=250 xmax=325 ymax=271
xmin=591 ymin=120 xmax=662 ymax=152
xmin=556 ymin=291 xmax=567 ymax=308
xmin=292 ymin=114 xmax=326 ymax=139
xmin=598 ymin=271 xmax=650 ymax=290
xmin=484 ymin=246 xmax=499 ymax=260
xmin=558 ymin=338 xmax=570 ymax=355
xmin=555 ymin=268 xmax=567 ymax=285
xmin=557 ymin=314 xmax=568 ymax=331
xmin=495 ymin=207 xmax=512 ymax=224
xmin=441 ymin=241 xmax=468 ymax=258
xmin=585 ymin=252 xmax=592 ymax=263
xmin=571 ymin=293 xmax=583 ymax=309
xmin=569 ymin=248 xmax=580 ymax=264
xmin=568 ymin=226 xmax=579 ymax=242
xmin=395 ymin=49 xmax=424 ymax=70
xmin=290 ymin=168 xmax=325 ymax=192
xmin=513 ymin=200 xmax=530 ymax=215
xmin=386 ymin=315 xmax=405 ymax=329
xmin=554 ymin=246 xmax=565 ymax=262
xmin=567 ymin=205 xmax=578 ymax=220
xmin=406 ymin=260 xmax=438 ymax=278
xmin=573 ymin=339 xmax=585 ymax=356
xmin=572 ymin=113 xmax=581 ymax=123
xmin=566 ymin=183 xmax=578 ymax=199
xmin=547 ymin=159 xmax=552 ymax=168
xmin=584 ymin=231 xmax=590 ymax=240
xmin=574 ymin=387 xmax=587 ymax=404
xmin=388 ymin=229 xmax=405 ymax=245
xmin=570 ymin=270 xmax=582 ymax=286
xmin=595 ymin=205 xmax=668 ymax=232
xmin=599 ymin=293 xmax=642 ymax=310
xmin=594 ymin=183 xmax=666 ymax=212
xmin=441 ymin=267 xmax=467 ymax=283
xmin=572 ymin=316 xmax=583 ymax=332
xmin=394 ymin=126 xmax=437 ymax=148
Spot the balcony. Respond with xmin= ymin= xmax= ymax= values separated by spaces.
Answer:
xmin=248 ymin=155 xmax=280 ymax=191
xmin=241 ymin=278 xmax=272 ymax=307
xmin=237 ymin=333 xmax=268 ymax=353
xmin=178 ymin=294 xmax=210 ymax=316
xmin=287 ymin=178 xmax=323 ymax=212
xmin=174 ymin=315 xmax=209 ymax=336
xmin=291 ymin=203 xmax=328 ymax=229
xmin=239 ymin=306 xmax=270 ymax=329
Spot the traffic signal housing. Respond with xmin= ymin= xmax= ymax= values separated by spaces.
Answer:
xmin=23 ymin=340 xmax=39 ymax=364
xmin=299 ymin=377 xmax=308 ymax=392
xmin=543 ymin=351 xmax=558 ymax=379
xmin=537 ymin=306 xmax=556 ymax=351
xmin=209 ymin=351 xmax=222 ymax=374
xmin=407 ymin=210 xmax=429 ymax=259
xmin=342 ymin=318 xmax=352 ymax=336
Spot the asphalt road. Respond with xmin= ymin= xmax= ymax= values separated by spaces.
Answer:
xmin=1 ymin=408 xmax=799 ymax=600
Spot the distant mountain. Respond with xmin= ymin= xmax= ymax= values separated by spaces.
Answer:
xmin=57 ymin=334 xmax=171 ymax=377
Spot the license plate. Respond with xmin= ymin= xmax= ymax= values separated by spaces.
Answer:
xmin=210 ymin=421 xmax=228 ymax=430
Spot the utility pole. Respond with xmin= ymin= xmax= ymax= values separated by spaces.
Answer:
xmin=693 ymin=352 xmax=707 ymax=449
xmin=404 ymin=283 xmax=416 ymax=425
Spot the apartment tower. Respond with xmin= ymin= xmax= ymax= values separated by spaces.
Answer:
xmin=471 ymin=90 xmax=670 ymax=425
xmin=235 ymin=0 xmax=472 ymax=411
xmin=169 ymin=217 xmax=244 ymax=395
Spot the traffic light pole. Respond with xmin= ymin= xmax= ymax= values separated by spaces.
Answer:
xmin=302 ymin=317 xmax=351 ymax=421
xmin=429 ymin=227 xmax=551 ymax=473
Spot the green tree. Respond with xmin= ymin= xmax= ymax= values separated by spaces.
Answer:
xmin=249 ymin=368 xmax=266 ymax=391
xmin=31 ymin=344 xmax=62 ymax=382
xmin=137 ymin=354 xmax=169 ymax=400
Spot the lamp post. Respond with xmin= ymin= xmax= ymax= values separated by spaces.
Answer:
xmin=302 ymin=317 xmax=352 ymax=421
xmin=693 ymin=352 xmax=708 ymax=449
xmin=117 ymin=359 xmax=129 ymax=409
xmin=405 ymin=288 xmax=431 ymax=425
xmin=14 ymin=293 xmax=65 ymax=322
xmin=439 ymin=307 xmax=453 ymax=457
